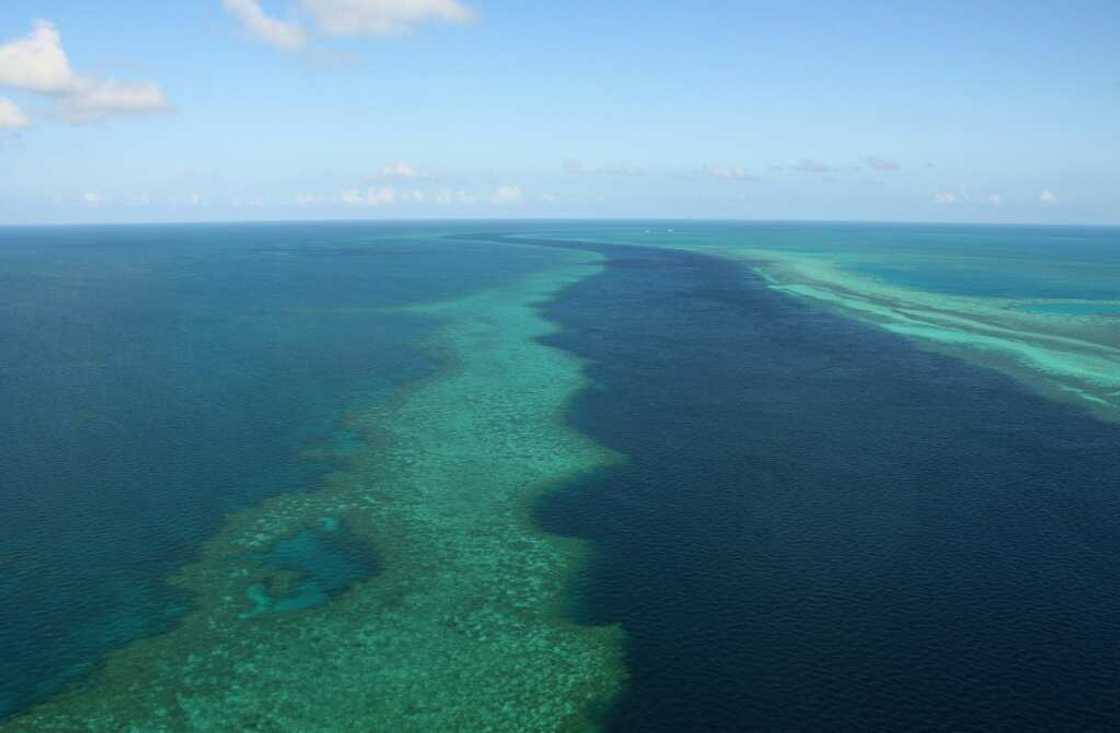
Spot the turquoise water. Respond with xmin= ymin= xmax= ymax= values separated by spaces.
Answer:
xmin=854 ymin=262 xmax=1120 ymax=301
xmin=241 ymin=520 xmax=377 ymax=618
xmin=0 ymin=222 xmax=580 ymax=718
xmin=1019 ymin=302 xmax=1120 ymax=315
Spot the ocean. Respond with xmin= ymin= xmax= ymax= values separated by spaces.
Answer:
xmin=2 ymin=221 xmax=1119 ymax=730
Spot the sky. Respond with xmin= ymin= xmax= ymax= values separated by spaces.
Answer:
xmin=0 ymin=0 xmax=1117 ymax=225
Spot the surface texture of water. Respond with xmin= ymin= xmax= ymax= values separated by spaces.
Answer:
xmin=4 ymin=222 xmax=1120 ymax=730
xmin=524 ymin=236 xmax=1120 ymax=731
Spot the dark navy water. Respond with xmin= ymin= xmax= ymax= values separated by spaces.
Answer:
xmin=0 ymin=223 xmax=575 ymax=719
xmin=521 ymin=237 xmax=1120 ymax=731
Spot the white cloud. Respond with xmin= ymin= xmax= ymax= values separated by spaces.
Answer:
xmin=377 ymin=161 xmax=428 ymax=180
xmin=0 ymin=98 xmax=30 ymax=128
xmin=295 ymin=193 xmax=322 ymax=206
xmin=0 ymin=20 xmax=77 ymax=93
xmin=1040 ymin=189 xmax=1057 ymax=205
xmin=933 ymin=184 xmax=972 ymax=205
xmin=342 ymin=186 xmax=398 ymax=206
xmin=490 ymin=185 xmax=523 ymax=205
xmin=301 ymin=0 xmax=475 ymax=36
xmin=223 ymin=0 xmax=307 ymax=50
xmin=0 ymin=21 xmax=169 ymax=123
xmin=81 ymin=192 xmax=106 ymax=207
xmin=434 ymin=188 xmax=476 ymax=205
xmin=987 ymin=194 xmax=1003 ymax=207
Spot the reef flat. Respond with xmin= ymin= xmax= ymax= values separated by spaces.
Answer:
xmin=3 ymin=247 xmax=624 ymax=732
xmin=730 ymin=249 xmax=1120 ymax=421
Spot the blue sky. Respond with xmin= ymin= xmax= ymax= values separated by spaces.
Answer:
xmin=0 ymin=0 xmax=1117 ymax=224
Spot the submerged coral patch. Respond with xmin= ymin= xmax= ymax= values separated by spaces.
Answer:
xmin=241 ymin=521 xmax=377 ymax=618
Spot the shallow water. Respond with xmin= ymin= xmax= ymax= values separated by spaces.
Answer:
xmin=1018 ymin=302 xmax=1120 ymax=316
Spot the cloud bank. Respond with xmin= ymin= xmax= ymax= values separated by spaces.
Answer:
xmin=0 ymin=21 xmax=170 ymax=124
xmin=334 ymin=182 xmax=524 ymax=208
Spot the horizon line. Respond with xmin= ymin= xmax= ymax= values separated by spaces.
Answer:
xmin=2 ymin=216 xmax=1118 ymax=230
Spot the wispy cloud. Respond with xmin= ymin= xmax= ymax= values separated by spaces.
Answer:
xmin=865 ymin=156 xmax=900 ymax=172
xmin=222 ymin=0 xmax=307 ymax=50
xmin=303 ymin=0 xmax=475 ymax=36
xmin=489 ymin=185 xmax=523 ymax=205
xmin=223 ymin=0 xmax=476 ymax=53
xmin=1040 ymin=189 xmax=1057 ymax=205
xmin=0 ymin=21 xmax=170 ymax=124
xmin=0 ymin=98 xmax=30 ymax=128
xmin=63 ymin=80 xmax=170 ymax=122
xmin=375 ymin=161 xmax=430 ymax=180
xmin=434 ymin=189 xmax=477 ymax=205
xmin=933 ymin=191 xmax=958 ymax=205
xmin=341 ymin=186 xmax=399 ymax=206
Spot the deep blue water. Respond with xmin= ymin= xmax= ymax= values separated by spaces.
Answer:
xmin=0 ymin=223 xmax=575 ymax=718
xmin=510 ymin=235 xmax=1120 ymax=731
